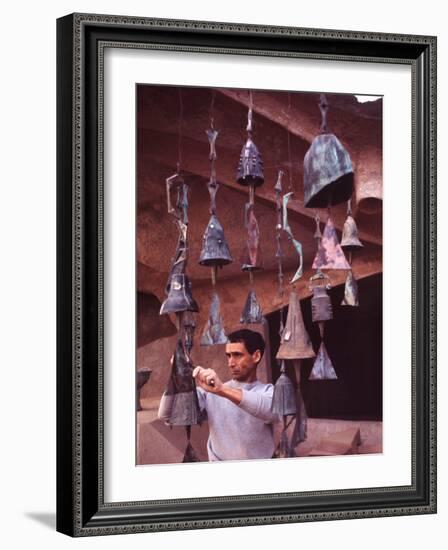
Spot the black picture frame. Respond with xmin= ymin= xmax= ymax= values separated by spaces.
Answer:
xmin=56 ymin=13 xmax=437 ymax=537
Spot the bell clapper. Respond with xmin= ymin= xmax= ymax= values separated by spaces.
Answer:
xmin=249 ymin=270 xmax=254 ymax=287
xmin=349 ymin=251 xmax=353 ymax=265
xmin=211 ymin=265 xmax=217 ymax=288
xmin=318 ymin=321 xmax=325 ymax=339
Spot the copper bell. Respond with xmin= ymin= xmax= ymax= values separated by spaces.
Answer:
xmin=341 ymin=215 xmax=363 ymax=250
xmin=236 ymin=138 xmax=264 ymax=187
xmin=276 ymin=292 xmax=315 ymax=360
xmin=240 ymin=290 xmax=263 ymax=324
xmin=311 ymin=286 xmax=333 ymax=323
xmin=199 ymin=215 xmax=233 ymax=266
xmin=309 ymin=341 xmax=337 ymax=380
xmin=271 ymin=362 xmax=297 ymax=416
xmin=312 ymin=217 xmax=351 ymax=270
xmin=163 ymin=338 xmax=201 ymax=426
xmin=200 ymin=292 xmax=228 ymax=345
xmin=160 ymin=274 xmax=199 ymax=315
xmin=341 ymin=270 xmax=359 ymax=307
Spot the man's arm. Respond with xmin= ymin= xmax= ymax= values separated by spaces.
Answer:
xmin=193 ymin=366 xmax=242 ymax=405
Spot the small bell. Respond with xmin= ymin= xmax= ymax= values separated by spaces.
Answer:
xmin=241 ymin=203 xmax=262 ymax=271
xmin=236 ymin=138 xmax=264 ymax=187
xmin=160 ymin=274 xmax=199 ymax=315
xmin=240 ymin=290 xmax=263 ymax=324
xmin=163 ymin=339 xmax=202 ymax=426
xmin=276 ymin=291 xmax=315 ymax=360
xmin=311 ymin=286 xmax=333 ymax=323
xmin=341 ymin=215 xmax=364 ymax=250
xmin=341 ymin=270 xmax=359 ymax=307
xmin=199 ymin=215 xmax=233 ymax=266
xmin=271 ymin=362 xmax=297 ymax=416
xmin=309 ymin=341 xmax=337 ymax=380
xmin=200 ymin=292 xmax=228 ymax=345
xmin=312 ymin=217 xmax=351 ymax=270
xmin=303 ymin=95 xmax=353 ymax=207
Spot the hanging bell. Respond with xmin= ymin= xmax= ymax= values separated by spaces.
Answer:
xmin=290 ymin=386 xmax=308 ymax=446
xmin=163 ymin=339 xmax=202 ymax=426
xmin=240 ymin=290 xmax=263 ymax=324
xmin=241 ymin=203 xmax=262 ymax=271
xmin=199 ymin=215 xmax=233 ymax=266
xmin=312 ymin=217 xmax=351 ymax=270
xmin=200 ymin=292 xmax=228 ymax=345
xmin=160 ymin=274 xmax=199 ymax=315
xmin=276 ymin=292 xmax=315 ymax=360
xmin=271 ymin=363 xmax=297 ymax=416
xmin=309 ymin=341 xmax=337 ymax=380
xmin=311 ymin=286 xmax=333 ymax=323
xmin=341 ymin=215 xmax=364 ymax=250
xmin=236 ymin=138 xmax=264 ymax=187
xmin=303 ymin=133 xmax=354 ymax=208
xmin=341 ymin=270 xmax=359 ymax=307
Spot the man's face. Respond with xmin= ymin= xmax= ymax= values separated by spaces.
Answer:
xmin=225 ymin=341 xmax=260 ymax=383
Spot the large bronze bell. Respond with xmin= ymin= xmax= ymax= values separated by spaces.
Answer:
xmin=341 ymin=215 xmax=363 ymax=250
xmin=309 ymin=341 xmax=337 ymax=380
xmin=276 ymin=291 xmax=315 ymax=360
xmin=240 ymin=289 xmax=263 ymax=324
xmin=199 ymin=215 xmax=233 ymax=266
xmin=160 ymin=274 xmax=199 ymax=315
xmin=162 ymin=338 xmax=202 ymax=426
xmin=303 ymin=133 xmax=354 ymax=208
xmin=236 ymin=138 xmax=264 ymax=187
xmin=271 ymin=363 xmax=297 ymax=416
xmin=312 ymin=217 xmax=351 ymax=270
xmin=311 ymin=286 xmax=333 ymax=323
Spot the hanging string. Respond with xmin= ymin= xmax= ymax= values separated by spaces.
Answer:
xmin=177 ymin=88 xmax=184 ymax=173
xmin=287 ymin=93 xmax=294 ymax=192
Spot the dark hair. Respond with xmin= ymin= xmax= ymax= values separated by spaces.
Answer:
xmin=227 ymin=329 xmax=265 ymax=361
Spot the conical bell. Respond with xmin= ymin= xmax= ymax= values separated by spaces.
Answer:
xmin=271 ymin=363 xmax=297 ymax=416
xmin=241 ymin=203 xmax=262 ymax=271
xmin=164 ymin=339 xmax=201 ymax=426
xmin=200 ymin=292 xmax=228 ymax=345
xmin=303 ymin=133 xmax=354 ymax=208
xmin=276 ymin=292 xmax=315 ymax=360
xmin=312 ymin=217 xmax=351 ymax=270
xmin=199 ymin=215 xmax=233 ymax=267
xmin=309 ymin=341 xmax=337 ymax=380
xmin=240 ymin=289 xmax=263 ymax=324
xmin=236 ymin=138 xmax=264 ymax=187
xmin=341 ymin=215 xmax=363 ymax=250
xmin=341 ymin=270 xmax=359 ymax=306
xmin=311 ymin=286 xmax=333 ymax=323
xmin=160 ymin=274 xmax=199 ymax=315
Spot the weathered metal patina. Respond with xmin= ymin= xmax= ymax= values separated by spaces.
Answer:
xmin=341 ymin=214 xmax=364 ymax=250
xmin=241 ymin=203 xmax=263 ymax=271
xmin=276 ymin=291 xmax=315 ymax=360
xmin=309 ymin=341 xmax=338 ymax=380
xmin=311 ymin=285 xmax=333 ymax=323
xmin=200 ymin=292 xmax=228 ymax=345
xmin=160 ymin=273 xmax=199 ymax=315
xmin=303 ymin=94 xmax=354 ymax=208
xmin=240 ymin=289 xmax=263 ymax=324
xmin=199 ymin=214 xmax=233 ymax=267
xmin=282 ymin=192 xmax=303 ymax=283
xmin=312 ymin=216 xmax=351 ymax=270
xmin=341 ymin=270 xmax=359 ymax=307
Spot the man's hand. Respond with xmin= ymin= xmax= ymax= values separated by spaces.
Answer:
xmin=192 ymin=366 xmax=223 ymax=394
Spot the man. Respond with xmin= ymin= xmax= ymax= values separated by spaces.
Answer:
xmin=191 ymin=329 xmax=279 ymax=461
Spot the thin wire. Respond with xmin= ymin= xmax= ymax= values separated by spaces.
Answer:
xmin=287 ymin=93 xmax=293 ymax=191
xmin=177 ymin=88 xmax=183 ymax=172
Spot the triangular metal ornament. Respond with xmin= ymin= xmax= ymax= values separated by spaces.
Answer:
xmin=312 ymin=217 xmax=351 ymax=270
xmin=240 ymin=290 xmax=263 ymax=324
xmin=276 ymin=291 xmax=315 ymax=360
xmin=309 ymin=341 xmax=338 ymax=380
xmin=200 ymin=292 xmax=228 ymax=345
xmin=341 ymin=270 xmax=359 ymax=307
